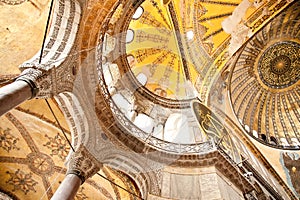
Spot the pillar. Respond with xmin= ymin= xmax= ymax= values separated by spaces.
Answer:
xmin=0 ymin=67 xmax=54 ymax=116
xmin=51 ymin=174 xmax=82 ymax=200
xmin=51 ymin=144 xmax=102 ymax=200
xmin=0 ymin=68 xmax=44 ymax=116
xmin=0 ymin=81 xmax=33 ymax=116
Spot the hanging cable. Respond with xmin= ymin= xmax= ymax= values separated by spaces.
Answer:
xmin=96 ymin=172 xmax=144 ymax=199
xmin=45 ymin=99 xmax=75 ymax=152
xmin=38 ymin=0 xmax=55 ymax=64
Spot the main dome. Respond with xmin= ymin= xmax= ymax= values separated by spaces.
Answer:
xmin=229 ymin=6 xmax=300 ymax=150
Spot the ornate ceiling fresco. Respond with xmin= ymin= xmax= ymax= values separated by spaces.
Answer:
xmin=229 ymin=2 xmax=300 ymax=149
xmin=123 ymin=0 xmax=292 ymax=101
xmin=99 ymin=0 xmax=298 ymax=145
xmin=0 ymin=0 xmax=299 ymax=199
xmin=0 ymin=1 xmax=140 ymax=199
xmin=97 ymin=0 xmax=299 ymax=198
xmin=0 ymin=100 xmax=140 ymax=200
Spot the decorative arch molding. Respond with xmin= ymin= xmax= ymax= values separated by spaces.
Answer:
xmin=55 ymin=92 xmax=89 ymax=153
xmin=20 ymin=0 xmax=81 ymax=69
xmin=11 ymin=0 xmax=83 ymax=98
xmin=53 ymin=87 xmax=161 ymax=198
xmin=104 ymin=153 xmax=163 ymax=198
xmin=52 ymin=91 xmax=161 ymax=197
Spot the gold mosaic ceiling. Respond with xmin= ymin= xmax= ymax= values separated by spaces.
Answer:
xmin=125 ymin=0 xmax=288 ymax=100
xmin=0 ymin=0 xmax=299 ymax=199
xmin=0 ymin=99 xmax=140 ymax=199
xmin=229 ymin=1 xmax=300 ymax=149
xmin=126 ymin=0 xmax=236 ymax=99
xmin=121 ymin=0 xmax=299 ymax=149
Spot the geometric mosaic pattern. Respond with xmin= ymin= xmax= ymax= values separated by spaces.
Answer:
xmin=6 ymin=169 xmax=38 ymax=195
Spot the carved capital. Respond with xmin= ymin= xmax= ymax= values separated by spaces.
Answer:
xmin=66 ymin=144 xmax=102 ymax=183
xmin=16 ymin=66 xmax=55 ymax=99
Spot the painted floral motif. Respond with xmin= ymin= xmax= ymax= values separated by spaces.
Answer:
xmin=6 ymin=169 xmax=38 ymax=195
xmin=75 ymin=187 xmax=88 ymax=200
xmin=43 ymin=133 xmax=70 ymax=160
xmin=0 ymin=127 xmax=20 ymax=152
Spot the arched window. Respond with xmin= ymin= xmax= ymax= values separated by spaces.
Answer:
xmin=270 ymin=136 xmax=278 ymax=145
xmin=252 ymin=130 xmax=258 ymax=138
xmin=280 ymin=138 xmax=289 ymax=146
xmin=102 ymin=63 xmax=113 ymax=86
xmin=126 ymin=29 xmax=134 ymax=43
xmin=132 ymin=6 xmax=144 ymax=20
xmin=186 ymin=30 xmax=194 ymax=40
xmin=112 ymin=93 xmax=132 ymax=117
xmin=291 ymin=138 xmax=299 ymax=146
xmin=164 ymin=113 xmax=193 ymax=143
xmin=134 ymin=113 xmax=154 ymax=134
xmin=136 ymin=73 xmax=147 ymax=85
xmin=260 ymin=134 xmax=267 ymax=142
xmin=244 ymin=124 xmax=250 ymax=132
xmin=127 ymin=55 xmax=136 ymax=67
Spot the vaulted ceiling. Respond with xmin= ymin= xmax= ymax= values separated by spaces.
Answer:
xmin=0 ymin=1 xmax=140 ymax=199
xmin=0 ymin=0 xmax=299 ymax=199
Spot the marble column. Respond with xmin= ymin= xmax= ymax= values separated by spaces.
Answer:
xmin=0 ymin=68 xmax=43 ymax=116
xmin=51 ymin=174 xmax=82 ymax=200
xmin=0 ymin=80 xmax=33 ymax=116
xmin=51 ymin=144 xmax=102 ymax=200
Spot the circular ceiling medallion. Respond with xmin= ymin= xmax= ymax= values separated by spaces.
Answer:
xmin=258 ymin=41 xmax=300 ymax=89
xmin=27 ymin=152 xmax=54 ymax=176
xmin=228 ymin=7 xmax=300 ymax=149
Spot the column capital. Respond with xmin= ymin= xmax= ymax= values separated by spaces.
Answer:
xmin=66 ymin=144 xmax=102 ymax=183
xmin=16 ymin=67 xmax=54 ymax=99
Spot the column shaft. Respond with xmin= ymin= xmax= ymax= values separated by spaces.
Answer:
xmin=0 ymin=81 xmax=32 ymax=116
xmin=51 ymin=174 xmax=82 ymax=200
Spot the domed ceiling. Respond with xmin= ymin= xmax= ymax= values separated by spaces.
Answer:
xmin=0 ymin=0 xmax=299 ymax=199
xmin=98 ymin=0 xmax=300 ymax=197
xmin=124 ymin=0 xmax=286 ymax=100
xmin=125 ymin=0 xmax=248 ymax=99
xmin=229 ymin=1 xmax=300 ymax=149
xmin=102 ymin=0 xmax=298 ymax=147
